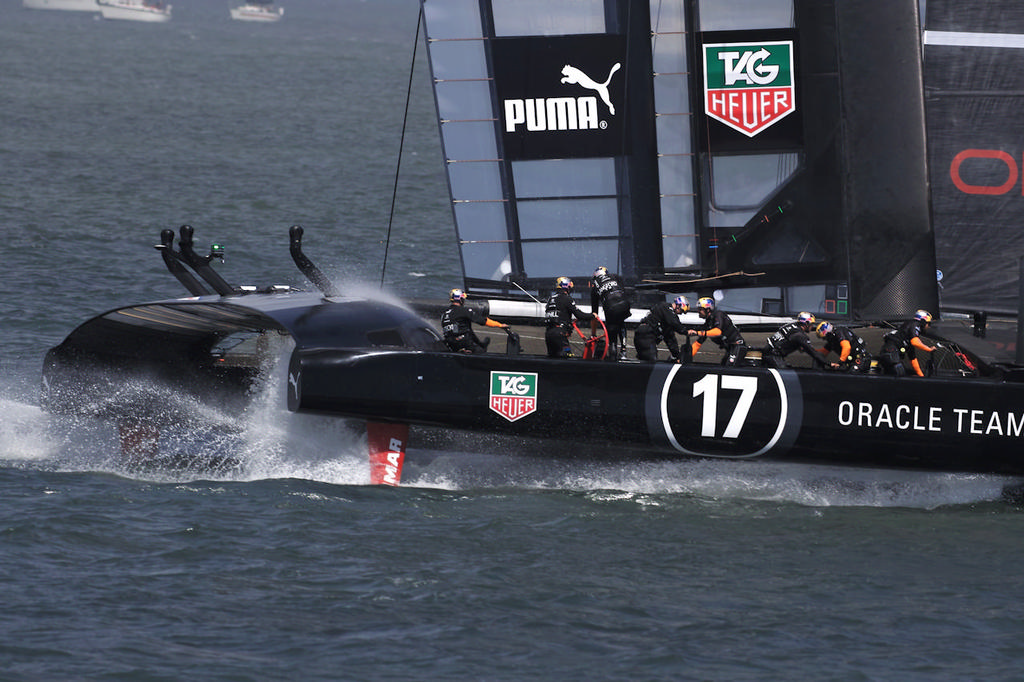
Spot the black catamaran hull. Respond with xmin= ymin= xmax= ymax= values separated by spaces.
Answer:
xmin=290 ymin=349 xmax=1024 ymax=475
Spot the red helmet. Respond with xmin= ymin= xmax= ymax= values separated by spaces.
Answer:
xmin=556 ymin=276 xmax=573 ymax=291
xmin=449 ymin=288 xmax=466 ymax=303
xmin=797 ymin=312 xmax=815 ymax=327
xmin=673 ymin=296 xmax=689 ymax=312
xmin=915 ymin=309 xmax=933 ymax=323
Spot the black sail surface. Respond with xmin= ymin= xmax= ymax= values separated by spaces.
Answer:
xmin=421 ymin=0 xmax=939 ymax=320
xmin=924 ymin=1 xmax=1024 ymax=315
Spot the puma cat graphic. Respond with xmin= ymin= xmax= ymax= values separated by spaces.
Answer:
xmin=560 ymin=63 xmax=621 ymax=115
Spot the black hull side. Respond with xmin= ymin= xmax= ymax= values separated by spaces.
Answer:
xmin=289 ymin=350 xmax=1024 ymax=475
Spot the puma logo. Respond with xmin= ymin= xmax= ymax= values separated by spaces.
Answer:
xmin=288 ymin=371 xmax=299 ymax=397
xmin=560 ymin=63 xmax=621 ymax=115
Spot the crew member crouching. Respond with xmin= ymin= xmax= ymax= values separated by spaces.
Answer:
xmin=815 ymin=321 xmax=871 ymax=373
xmin=761 ymin=312 xmax=826 ymax=369
xmin=878 ymin=309 xmax=935 ymax=377
xmin=634 ymin=296 xmax=691 ymax=363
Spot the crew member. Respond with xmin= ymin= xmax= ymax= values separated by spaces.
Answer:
xmin=761 ymin=312 xmax=826 ymax=369
xmin=815 ymin=321 xmax=871 ymax=373
xmin=545 ymin=276 xmax=595 ymax=358
xmin=878 ymin=309 xmax=936 ymax=377
xmin=590 ymin=266 xmax=632 ymax=361
xmin=688 ymin=297 xmax=747 ymax=366
xmin=441 ymin=288 xmax=508 ymax=353
xmin=634 ymin=296 xmax=691 ymax=362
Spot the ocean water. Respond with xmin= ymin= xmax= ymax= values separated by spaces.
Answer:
xmin=4 ymin=2 xmax=1024 ymax=680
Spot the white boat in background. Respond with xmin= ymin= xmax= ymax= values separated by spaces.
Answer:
xmin=22 ymin=0 xmax=98 ymax=11
xmin=230 ymin=2 xmax=282 ymax=22
xmin=97 ymin=0 xmax=170 ymax=22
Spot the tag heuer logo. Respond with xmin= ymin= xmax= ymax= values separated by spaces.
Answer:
xmin=489 ymin=371 xmax=537 ymax=422
xmin=703 ymin=40 xmax=795 ymax=137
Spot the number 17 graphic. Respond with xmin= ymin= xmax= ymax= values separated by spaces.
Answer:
xmin=692 ymin=374 xmax=758 ymax=438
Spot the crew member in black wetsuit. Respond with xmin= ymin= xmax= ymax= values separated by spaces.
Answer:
xmin=814 ymin=321 xmax=871 ymax=373
xmin=688 ymin=297 xmax=747 ymax=366
xmin=761 ymin=312 xmax=826 ymax=369
xmin=590 ymin=266 xmax=632 ymax=361
xmin=878 ymin=309 xmax=936 ymax=377
xmin=441 ymin=288 xmax=508 ymax=353
xmin=544 ymin=276 xmax=595 ymax=358
xmin=634 ymin=296 xmax=690 ymax=362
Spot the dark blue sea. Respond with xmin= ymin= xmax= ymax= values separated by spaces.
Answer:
xmin=4 ymin=2 xmax=1024 ymax=680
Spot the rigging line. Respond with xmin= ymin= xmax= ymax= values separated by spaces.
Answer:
xmin=380 ymin=4 xmax=423 ymax=289
xmin=641 ymin=270 xmax=767 ymax=285
xmin=512 ymin=280 xmax=543 ymax=306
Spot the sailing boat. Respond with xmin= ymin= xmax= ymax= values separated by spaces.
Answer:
xmin=229 ymin=1 xmax=282 ymax=22
xmin=41 ymin=0 xmax=1024 ymax=482
xmin=96 ymin=0 xmax=171 ymax=22
xmin=22 ymin=0 xmax=98 ymax=12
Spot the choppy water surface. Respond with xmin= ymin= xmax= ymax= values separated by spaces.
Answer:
xmin=4 ymin=2 xmax=1024 ymax=680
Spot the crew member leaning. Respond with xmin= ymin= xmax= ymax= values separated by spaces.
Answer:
xmin=878 ymin=309 xmax=935 ymax=377
xmin=815 ymin=321 xmax=871 ymax=373
xmin=634 ymin=296 xmax=691 ymax=363
xmin=688 ymin=297 xmax=747 ymax=366
xmin=441 ymin=288 xmax=508 ymax=353
xmin=761 ymin=312 xmax=826 ymax=369
xmin=545 ymin=276 xmax=595 ymax=358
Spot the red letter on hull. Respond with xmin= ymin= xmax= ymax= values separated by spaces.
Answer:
xmin=367 ymin=422 xmax=409 ymax=486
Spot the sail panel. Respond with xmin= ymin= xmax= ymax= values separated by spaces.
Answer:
xmin=440 ymin=121 xmax=497 ymax=161
xmin=697 ymin=0 xmax=794 ymax=31
xmin=512 ymin=158 xmax=617 ymax=197
xmin=923 ymin=2 xmax=1024 ymax=33
xmin=491 ymin=0 xmax=605 ymax=36
xmin=924 ymin=0 xmax=1024 ymax=314
xmin=423 ymin=0 xmax=939 ymax=319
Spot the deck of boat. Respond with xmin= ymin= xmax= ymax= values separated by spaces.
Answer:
xmin=417 ymin=301 xmax=1017 ymax=369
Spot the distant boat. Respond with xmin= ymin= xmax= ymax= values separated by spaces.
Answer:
xmin=230 ymin=2 xmax=282 ymax=22
xmin=97 ymin=0 xmax=170 ymax=22
xmin=22 ymin=0 xmax=98 ymax=11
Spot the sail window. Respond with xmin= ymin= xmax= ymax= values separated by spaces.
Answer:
xmin=650 ymin=0 xmax=688 ymax=74
xmin=653 ymin=74 xmax=691 ymax=116
xmin=462 ymin=242 xmax=513 ymax=282
xmin=697 ymin=0 xmax=794 ymax=31
xmin=434 ymin=80 xmax=493 ymax=122
xmin=651 ymin=2 xmax=700 ymax=273
xmin=440 ymin=121 xmax=498 ymax=161
xmin=454 ymin=201 xmax=508 ymax=243
xmin=706 ymin=153 xmax=800 ymax=230
xmin=521 ymin=241 xmax=621 ymax=279
xmin=428 ymin=39 xmax=488 ymax=81
xmin=491 ymin=0 xmax=605 ymax=37
xmin=709 ymin=153 xmax=799 ymax=210
xmin=517 ymin=199 xmax=619 ymax=239
xmin=448 ymin=161 xmax=503 ymax=201
xmin=422 ymin=0 xmax=483 ymax=39
xmin=512 ymin=159 xmax=617 ymax=198
xmin=661 ymin=195 xmax=698 ymax=269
